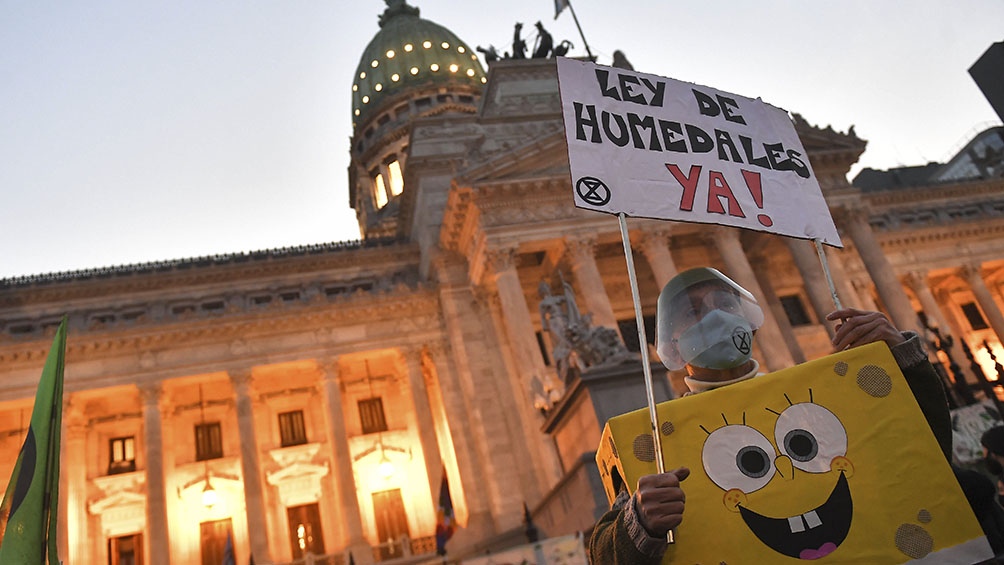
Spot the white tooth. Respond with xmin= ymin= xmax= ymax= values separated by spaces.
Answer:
xmin=788 ymin=516 xmax=805 ymax=533
xmin=804 ymin=510 xmax=822 ymax=529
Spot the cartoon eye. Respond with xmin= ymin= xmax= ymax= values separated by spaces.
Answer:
xmin=774 ymin=403 xmax=847 ymax=474
xmin=703 ymin=424 xmax=776 ymax=494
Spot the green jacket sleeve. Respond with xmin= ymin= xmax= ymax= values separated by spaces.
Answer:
xmin=589 ymin=489 xmax=666 ymax=565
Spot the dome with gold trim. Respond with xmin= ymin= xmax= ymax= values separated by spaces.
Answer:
xmin=351 ymin=1 xmax=486 ymax=128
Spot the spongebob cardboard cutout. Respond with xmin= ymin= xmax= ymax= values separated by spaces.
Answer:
xmin=596 ymin=343 xmax=994 ymax=564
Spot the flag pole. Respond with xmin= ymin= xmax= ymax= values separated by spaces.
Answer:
xmin=617 ymin=213 xmax=674 ymax=544
xmin=563 ymin=1 xmax=594 ymax=61
xmin=814 ymin=239 xmax=842 ymax=310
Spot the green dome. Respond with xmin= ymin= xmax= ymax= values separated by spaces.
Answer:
xmin=352 ymin=2 xmax=486 ymax=127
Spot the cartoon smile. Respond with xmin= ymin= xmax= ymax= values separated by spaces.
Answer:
xmin=738 ymin=472 xmax=852 ymax=560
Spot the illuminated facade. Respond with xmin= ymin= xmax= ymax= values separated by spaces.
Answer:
xmin=2 ymin=3 xmax=1004 ymax=565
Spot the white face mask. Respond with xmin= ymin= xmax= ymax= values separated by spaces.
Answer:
xmin=676 ymin=309 xmax=754 ymax=370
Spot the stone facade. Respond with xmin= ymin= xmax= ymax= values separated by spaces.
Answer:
xmin=2 ymin=32 xmax=1004 ymax=565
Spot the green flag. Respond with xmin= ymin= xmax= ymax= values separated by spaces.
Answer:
xmin=0 ymin=318 xmax=66 ymax=565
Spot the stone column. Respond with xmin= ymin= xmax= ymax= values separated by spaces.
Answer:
xmin=140 ymin=382 xmax=171 ymax=565
xmin=962 ymin=264 xmax=1004 ymax=346
xmin=61 ymin=396 xmax=87 ymax=564
xmin=319 ymin=359 xmax=372 ymax=563
xmin=751 ymin=255 xmax=806 ymax=364
xmin=638 ymin=227 xmax=679 ymax=290
xmin=711 ymin=226 xmax=796 ymax=371
xmin=564 ymin=236 xmax=620 ymax=333
xmin=425 ymin=343 xmax=493 ymax=534
xmin=401 ymin=348 xmax=443 ymax=504
xmin=229 ymin=369 xmax=272 ymax=563
xmin=905 ymin=270 xmax=967 ymax=382
xmin=786 ymin=238 xmax=837 ymax=338
xmin=485 ymin=247 xmax=562 ymax=490
xmin=824 ymin=247 xmax=863 ymax=310
xmin=839 ymin=206 xmax=920 ymax=333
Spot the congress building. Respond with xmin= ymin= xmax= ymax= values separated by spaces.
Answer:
xmin=2 ymin=2 xmax=1003 ymax=564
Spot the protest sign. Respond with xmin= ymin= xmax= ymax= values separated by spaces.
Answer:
xmin=557 ymin=57 xmax=842 ymax=247
xmin=596 ymin=343 xmax=991 ymax=563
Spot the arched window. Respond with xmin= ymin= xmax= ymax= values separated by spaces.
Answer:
xmin=371 ymin=157 xmax=405 ymax=209
xmin=387 ymin=160 xmax=404 ymax=196
xmin=373 ymin=170 xmax=389 ymax=209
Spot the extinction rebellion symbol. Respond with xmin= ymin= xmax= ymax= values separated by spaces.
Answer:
xmin=575 ymin=176 xmax=611 ymax=206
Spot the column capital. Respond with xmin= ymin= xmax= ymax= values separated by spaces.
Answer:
xmin=961 ymin=262 xmax=985 ymax=283
xmin=317 ymin=357 xmax=341 ymax=381
xmin=563 ymin=235 xmax=597 ymax=263
xmin=227 ymin=367 xmax=254 ymax=389
xmin=138 ymin=381 xmax=163 ymax=407
xmin=639 ymin=225 xmax=673 ymax=246
xmin=484 ymin=246 xmax=517 ymax=275
xmin=903 ymin=270 xmax=930 ymax=292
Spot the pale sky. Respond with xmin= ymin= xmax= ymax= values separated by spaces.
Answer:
xmin=2 ymin=1 xmax=1001 ymax=279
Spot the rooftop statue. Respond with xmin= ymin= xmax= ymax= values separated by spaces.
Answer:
xmin=532 ymin=21 xmax=553 ymax=59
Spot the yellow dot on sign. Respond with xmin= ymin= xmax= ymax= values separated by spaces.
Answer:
xmin=423 ymin=40 xmax=432 ymax=48
xmin=430 ymin=63 xmax=440 ymax=71
xmin=386 ymin=49 xmax=395 ymax=58
xmin=352 ymin=84 xmax=358 ymax=92
xmin=391 ymin=73 xmax=400 ymax=82
xmin=410 ymin=67 xmax=418 ymax=75
xmin=362 ymin=96 xmax=369 ymax=103
xmin=449 ymin=64 xmax=458 ymax=72
xmin=359 ymin=71 xmax=366 ymax=79
xmin=371 ymin=60 xmax=378 ymax=68
xmin=441 ymin=42 xmax=450 ymax=49
xmin=466 ymin=69 xmax=475 ymax=77
xmin=404 ymin=44 xmax=413 ymax=52
xmin=374 ymin=83 xmax=383 ymax=91
xmin=458 ymin=46 xmax=466 ymax=53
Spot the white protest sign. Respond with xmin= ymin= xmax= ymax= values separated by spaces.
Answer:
xmin=557 ymin=57 xmax=842 ymax=247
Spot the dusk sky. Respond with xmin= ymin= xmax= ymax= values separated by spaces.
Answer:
xmin=2 ymin=1 xmax=1001 ymax=279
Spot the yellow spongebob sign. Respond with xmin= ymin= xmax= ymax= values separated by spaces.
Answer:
xmin=596 ymin=343 xmax=993 ymax=563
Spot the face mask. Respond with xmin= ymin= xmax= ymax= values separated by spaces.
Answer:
xmin=987 ymin=455 xmax=1003 ymax=476
xmin=676 ymin=309 xmax=754 ymax=370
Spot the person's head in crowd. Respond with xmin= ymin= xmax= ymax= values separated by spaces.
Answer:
xmin=980 ymin=425 xmax=1004 ymax=477
xmin=656 ymin=267 xmax=764 ymax=387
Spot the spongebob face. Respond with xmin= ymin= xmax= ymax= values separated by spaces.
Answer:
xmin=702 ymin=398 xmax=853 ymax=559
xmin=595 ymin=342 xmax=993 ymax=564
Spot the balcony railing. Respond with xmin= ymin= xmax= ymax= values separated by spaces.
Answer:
xmin=278 ymin=535 xmax=438 ymax=565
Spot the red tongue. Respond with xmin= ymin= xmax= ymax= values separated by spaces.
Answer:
xmin=799 ymin=542 xmax=837 ymax=560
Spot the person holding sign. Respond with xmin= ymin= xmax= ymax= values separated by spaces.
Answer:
xmin=588 ymin=267 xmax=952 ymax=564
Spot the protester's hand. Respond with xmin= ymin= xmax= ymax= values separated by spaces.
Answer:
xmin=826 ymin=308 xmax=906 ymax=351
xmin=633 ymin=467 xmax=690 ymax=537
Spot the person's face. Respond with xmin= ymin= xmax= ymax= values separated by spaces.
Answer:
xmin=670 ymin=281 xmax=744 ymax=341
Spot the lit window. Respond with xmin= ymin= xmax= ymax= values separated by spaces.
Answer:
xmin=109 ymin=436 xmax=136 ymax=475
xmin=371 ymin=60 xmax=379 ymax=68
xmin=423 ymin=40 xmax=432 ymax=48
xmin=466 ymin=69 xmax=475 ymax=77
xmin=373 ymin=173 xmax=388 ymax=209
xmin=195 ymin=422 xmax=223 ymax=461
xmin=430 ymin=63 xmax=440 ymax=72
xmin=362 ymin=95 xmax=370 ymax=103
xmin=374 ymin=83 xmax=383 ymax=91
xmin=388 ymin=160 xmax=404 ymax=196
xmin=359 ymin=71 xmax=366 ymax=79
xmin=441 ymin=42 xmax=450 ymax=49
xmin=358 ymin=397 xmax=389 ymax=434
xmin=404 ymin=43 xmax=413 ymax=52
xmin=458 ymin=46 xmax=466 ymax=53
xmin=391 ymin=73 xmax=400 ymax=82
xmin=386 ymin=49 xmax=395 ymax=58
xmin=410 ymin=67 xmax=418 ymax=75
xmin=449 ymin=64 xmax=459 ymax=73
xmin=279 ymin=410 xmax=308 ymax=447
